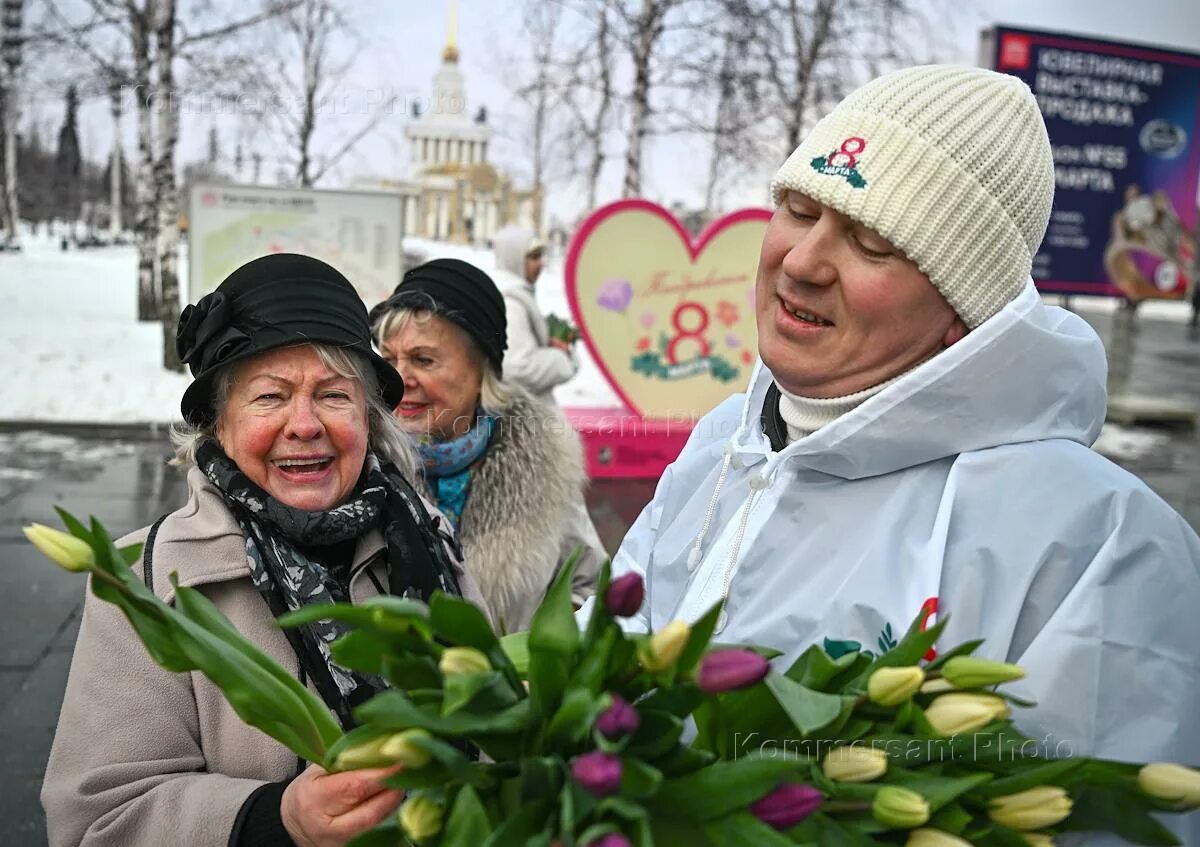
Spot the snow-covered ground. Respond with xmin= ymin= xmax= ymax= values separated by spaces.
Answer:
xmin=0 ymin=229 xmax=1190 ymax=433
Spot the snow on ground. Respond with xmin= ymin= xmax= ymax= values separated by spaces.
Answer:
xmin=0 ymin=230 xmax=1188 ymax=425
xmin=1092 ymin=423 xmax=1171 ymax=461
xmin=0 ymin=232 xmax=193 ymax=423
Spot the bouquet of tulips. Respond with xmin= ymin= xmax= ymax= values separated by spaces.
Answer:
xmin=547 ymin=313 xmax=581 ymax=346
xmin=26 ymin=513 xmax=1200 ymax=846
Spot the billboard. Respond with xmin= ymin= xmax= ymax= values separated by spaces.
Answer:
xmin=983 ymin=26 xmax=1199 ymax=299
xmin=187 ymin=183 xmax=405 ymax=306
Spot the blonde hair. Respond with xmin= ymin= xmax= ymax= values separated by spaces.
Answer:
xmin=170 ymin=342 xmax=418 ymax=479
xmin=372 ymin=296 xmax=515 ymax=417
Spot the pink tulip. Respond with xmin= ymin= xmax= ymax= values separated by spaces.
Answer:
xmin=750 ymin=783 xmax=824 ymax=830
xmin=572 ymin=751 xmax=622 ymax=797
xmin=584 ymin=834 xmax=632 ymax=847
xmin=696 ymin=649 xmax=770 ymax=694
xmin=596 ymin=693 xmax=640 ymax=740
xmin=605 ymin=572 xmax=645 ymax=618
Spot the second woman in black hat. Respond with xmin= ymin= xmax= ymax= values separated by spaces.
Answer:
xmin=371 ymin=258 xmax=605 ymax=632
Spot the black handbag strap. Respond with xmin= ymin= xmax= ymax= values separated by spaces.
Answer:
xmin=142 ymin=513 xmax=170 ymax=593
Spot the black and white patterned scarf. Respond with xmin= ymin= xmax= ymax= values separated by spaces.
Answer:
xmin=196 ymin=439 xmax=461 ymax=729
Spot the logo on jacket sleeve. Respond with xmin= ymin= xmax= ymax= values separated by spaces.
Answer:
xmin=810 ymin=137 xmax=868 ymax=188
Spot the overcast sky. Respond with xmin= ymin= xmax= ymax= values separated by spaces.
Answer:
xmin=45 ymin=0 xmax=1200 ymax=224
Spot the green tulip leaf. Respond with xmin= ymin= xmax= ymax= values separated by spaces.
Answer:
xmin=703 ymin=810 xmax=799 ymax=846
xmin=649 ymin=755 xmax=807 ymax=821
xmin=442 ymin=670 xmax=519 ymax=716
xmin=1060 ymin=784 xmax=1181 ymax=846
xmin=620 ymin=757 xmax=663 ymax=798
xmin=765 ymin=672 xmax=848 ymax=736
xmin=499 ymin=630 xmax=530 ymax=676
xmin=430 ymin=593 xmax=500 ymax=652
xmin=441 ymin=784 xmax=492 ymax=845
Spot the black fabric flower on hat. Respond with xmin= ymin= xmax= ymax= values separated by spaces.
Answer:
xmin=176 ymin=292 xmax=251 ymax=376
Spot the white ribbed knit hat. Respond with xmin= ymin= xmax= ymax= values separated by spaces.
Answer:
xmin=769 ymin=65 xmax=1054 ymax=328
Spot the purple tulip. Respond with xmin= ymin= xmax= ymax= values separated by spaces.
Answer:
xmin=571 ymin=751 xmax=623 ymax=797
xmin=750 ymin=783 xmax=824 ymax=830
xmin=584 ymin=834 xmax=632 ymax=847
xmin=596 ymin=694 xmax=640 ymax=740
xmin=604 ymin=572 xmax=645 ymax=618
xmin=696 ymin=649 xmax=770 ymax=694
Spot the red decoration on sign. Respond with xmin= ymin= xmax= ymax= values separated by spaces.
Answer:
xmin=666 ymin=302 xmax=711 ymax=364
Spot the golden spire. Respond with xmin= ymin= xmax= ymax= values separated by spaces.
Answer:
xmin=442 ymin=0 xmax=459 ymax=63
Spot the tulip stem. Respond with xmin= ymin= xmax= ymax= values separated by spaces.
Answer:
xmin=89 ymin=567 xmax=128 ymax=593
xmin=821 ymin=800 xmax=872 ymax=813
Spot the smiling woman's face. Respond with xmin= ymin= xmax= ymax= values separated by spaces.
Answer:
xmin=216 ymin=345 xmax=369 ymax=511
xmin=380 ymin=314 xmax=484 ymax=441
xmin=755 ymin=191 xmax=966 ymax=398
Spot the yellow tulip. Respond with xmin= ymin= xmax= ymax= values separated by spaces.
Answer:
xmin=873 ymin=786 xmax=930 ymax=828
xmin=1138 ymin=763 xmax=1200 ymax=809
xmin=439 ymin=646 xmax=491 ymax=676
xmin=920 ymin=678 xmax=956 ymax=695
xmin=868 ymin=666 xmax=926 ymax=707
xmin=332 ymin=735 xmax=392 ymax=771
xmin=822 ymin=745 xmax=888 ymax=782
xmin=906 ymin=828 xmax=973 ymax=847
xmin=379 ymin=729 xmax=433 ymax=769
xmin=988 ymin=786 xmax=1073 ymax=830
xmin=399 ymin=795 xmax=444 ymax=842
xmin=924 ymin=693 xmax=1010 ymax=736
xmin=23 ymin=523 xmax=95 ymax=573
xmin=939 ymin=656 xmax=1026 ymax=689
xmin=640 ymin=619 xmax=691 ymax=672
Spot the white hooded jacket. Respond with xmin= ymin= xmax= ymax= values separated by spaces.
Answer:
xmin=586 ymin=281 xmax=1200 ymax=843
xmin=492 ymin=226 xmax=578 ymax=402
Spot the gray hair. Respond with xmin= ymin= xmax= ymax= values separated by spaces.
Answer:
xmin=372 ymin=292 xmax=515 ymax=417
xmin=170 ymin=343 xmax=419 ymax=479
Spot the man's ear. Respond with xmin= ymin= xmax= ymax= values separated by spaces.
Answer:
xmin=943 ymin=317 xmax=968 ymax=348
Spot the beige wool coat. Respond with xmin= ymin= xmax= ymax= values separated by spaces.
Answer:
xmin=42 ymin=467 xmax=487 ymax=847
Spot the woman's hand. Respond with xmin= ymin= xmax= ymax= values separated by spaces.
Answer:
xmin=281 ymin=762 xmax=405 ymax=847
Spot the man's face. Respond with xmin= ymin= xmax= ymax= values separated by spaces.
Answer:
xmin=524 ymin=250 xmax=545 ymax=285
xmin=755 ymin=192 xmax=965 ymax=398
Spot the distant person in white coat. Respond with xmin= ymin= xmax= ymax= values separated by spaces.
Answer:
xmin=492 ymin=225 xmax=579 ymax=404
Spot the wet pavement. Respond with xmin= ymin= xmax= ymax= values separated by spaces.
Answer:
xmin=1 ymin=312 xmax=1197 ymax=845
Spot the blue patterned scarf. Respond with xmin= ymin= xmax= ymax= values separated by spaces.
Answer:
xmin=417 ymin=417 xmax=495 ymax=531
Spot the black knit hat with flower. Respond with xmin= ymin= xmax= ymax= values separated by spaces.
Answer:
xmin=177 ymin=253 xmax=405 ymax=425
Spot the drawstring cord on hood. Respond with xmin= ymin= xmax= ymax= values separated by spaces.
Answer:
xmin=687 ymin=444 xmax=742 ymax=569
xmin=687 ymin=440 xmax=779 ymax=632
xmin=715 ymin=471 xmax=772 ymax=628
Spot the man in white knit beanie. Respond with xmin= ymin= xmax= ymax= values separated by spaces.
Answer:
xmin=586 ymin=65 xmax=1200 ymax=844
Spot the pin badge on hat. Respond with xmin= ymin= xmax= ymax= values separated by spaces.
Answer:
xmin=809 ymin=136 xmax=869 ymax=189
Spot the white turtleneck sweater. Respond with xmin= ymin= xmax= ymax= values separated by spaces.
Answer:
xmin=777 ymin=376 xmax=902 ymax=442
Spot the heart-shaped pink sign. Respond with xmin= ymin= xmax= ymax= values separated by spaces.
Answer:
xmin=566 ymin=200 xmax=772 ymax=420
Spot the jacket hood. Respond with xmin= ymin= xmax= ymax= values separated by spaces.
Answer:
xmin=730 ymin=280 xmax=1108 ymax=479
xmin=492 ymin=226 xmax=535 ymax=277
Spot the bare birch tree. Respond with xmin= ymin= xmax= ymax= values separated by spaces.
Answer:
xmin=36 ymin=0 xmax=302 ymax=366
xmin=1 ymin=0 xmax=25 ymax=248
xmin=618 ymin=0 xmax=680 ymax=197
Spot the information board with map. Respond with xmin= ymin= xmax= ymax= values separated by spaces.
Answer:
xmin=187 ymin=183 xmax=405 ymax=306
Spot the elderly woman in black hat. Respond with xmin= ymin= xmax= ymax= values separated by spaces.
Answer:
xmin=43 ymin=254 xmax=486 ymax=847
xmin=370 ymin=258 xmax=605 ymax=633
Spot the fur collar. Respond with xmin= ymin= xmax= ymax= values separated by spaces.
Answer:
xmin=416 ymin=387 xmax=586 ymax=630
